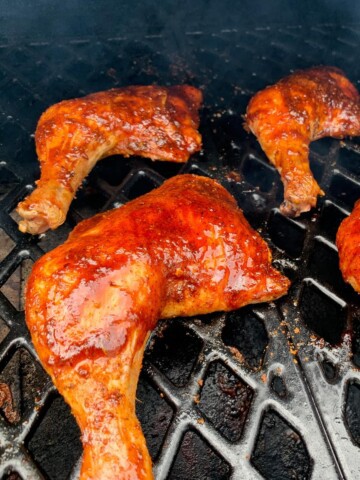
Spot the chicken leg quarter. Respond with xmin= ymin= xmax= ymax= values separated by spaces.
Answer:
xmin=336 ymin=199 xmax=360 ymax=293
xmin=245 ymin=66 xmax=360 ymax=216
xmin=16 ymin=85 xmax=202 ymax=234
xmin=25 ymin=174 xmax=290 ymax=479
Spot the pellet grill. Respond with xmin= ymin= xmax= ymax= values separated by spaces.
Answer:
xmin=0 ymin=1 xmax=360 ymax=479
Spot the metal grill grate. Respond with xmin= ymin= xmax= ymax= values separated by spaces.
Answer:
xmin=0 ymin=23 xmax=360 ymax=480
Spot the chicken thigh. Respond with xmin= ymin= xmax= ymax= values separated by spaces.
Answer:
xmin=245 ymin=66 xmax=360 ymax=216
xmin=26 ymin=174 xmax=289 ymax=480
xmin=336 ymin=200 xmax=360 ymax=293
xmin=17 ymin=85 xmax=202 ymax=234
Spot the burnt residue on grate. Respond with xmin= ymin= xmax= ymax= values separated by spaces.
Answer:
xmin=251 ymin=409 xmax=313 ymax=480
xmin=197 ymin=361 xmax=254 ymax=442
xmin=221 ymin=308 xmax=269 ymax=370
xmin=0 ymin=23 xmax=359 ymax=480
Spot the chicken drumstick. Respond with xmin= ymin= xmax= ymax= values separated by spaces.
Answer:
xmin=26 ymin=174 xmax=290 ymax=480
xmin=17 ymin=85 xmax=202 ymax=234
xmin=245 ymin=66 xmax=360 ymax=216
xmin=336 ymin=200 xmax=360 ymax=293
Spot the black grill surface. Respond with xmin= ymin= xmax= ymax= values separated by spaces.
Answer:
xmin=0 ymin=23 xmax=360 ymax=480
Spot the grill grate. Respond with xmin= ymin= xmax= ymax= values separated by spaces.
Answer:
xmin=0 ymin=23 xmax=360 ymax=480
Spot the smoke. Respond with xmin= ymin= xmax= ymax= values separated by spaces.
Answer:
xmin=0 ymin=0 xmax=359 ymax=44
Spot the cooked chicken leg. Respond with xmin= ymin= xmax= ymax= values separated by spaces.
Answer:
xmin=25 ymin=174 xmax=290 ymax=480
xmin=16 ymin=85 xmax=202 ymax=234
xmin=336 ymin=200 xmax=360 ymax=293
xmin=245 ymin=66 xmax=360 ymax=216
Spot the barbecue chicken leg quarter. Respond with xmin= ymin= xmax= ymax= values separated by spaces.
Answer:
xmin=16 ymin=85 xmax=202 ymax=235
xmin=336 ymin=200 xmax=360 ymax=293
xmin=26 ymin=174 xmax=290 ymax=480
xmin=245 ymin=66 xmax=360 ymax=216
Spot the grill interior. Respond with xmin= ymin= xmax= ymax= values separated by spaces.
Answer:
xmin=0 ymin=20 xmax=360 ymax=480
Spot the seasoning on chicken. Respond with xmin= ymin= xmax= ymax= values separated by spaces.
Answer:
xmin=25 ymin=174 xmax=290 ymax=480
xmin=245 ymin=66 xmax=360 ymax=216
xmin=16 ymin=85 xmax=202 ymax=235
xmin=336 ymin=200 xmax=360 ymax=293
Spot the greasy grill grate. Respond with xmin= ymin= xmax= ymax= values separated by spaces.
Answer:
xmin=0 ymin=23 xmax=360 ymax=479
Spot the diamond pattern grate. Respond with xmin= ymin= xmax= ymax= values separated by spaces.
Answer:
xmin=0 ymin=23 xmax=359 ymax=480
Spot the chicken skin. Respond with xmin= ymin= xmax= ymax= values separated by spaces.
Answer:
xmin=245 ymin=66 xmax=360 ymax=216
xmin=25 ymin=174 xmax=289 ymax=480
xmin=336 ymin=200 xmax=360 ymax=293
xmin=16 ymin=85 xmax=202 ymax=235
